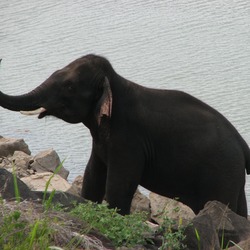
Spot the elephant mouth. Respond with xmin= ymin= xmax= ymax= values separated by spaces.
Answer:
xmin=20 ymin=107 xmax=48 ymax=119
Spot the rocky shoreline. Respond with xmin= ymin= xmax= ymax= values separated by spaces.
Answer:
xmin=1 ymin=136 xmax=250 ymax=249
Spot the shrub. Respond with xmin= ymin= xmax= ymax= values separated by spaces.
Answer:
xmin=70 ymin=201 xmax=151 ymax=247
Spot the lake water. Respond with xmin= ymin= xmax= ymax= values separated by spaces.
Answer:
xmin=1 ymin=0 xmax=250 ymax=212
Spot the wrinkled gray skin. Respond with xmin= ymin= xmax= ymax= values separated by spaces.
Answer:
xmin=0 ymin=54 xmax=249 ymax=217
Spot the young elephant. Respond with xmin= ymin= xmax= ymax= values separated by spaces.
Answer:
xmin=0 ymin=54 xmax=249 ymax=217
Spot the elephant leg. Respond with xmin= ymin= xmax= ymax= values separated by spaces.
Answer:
xmin=237 ymin=187 xmax=248 ymax=218
xmin=105 ymin=150 xmax=144 ymax=215
xmin=105 ymin=175 xmax=139 ymax=215
xmin=81 ymin=151 xmax=107 ymax=203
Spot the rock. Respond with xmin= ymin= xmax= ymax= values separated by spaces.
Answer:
xmin=66 ymin=184 xmax=82 ymax=197
xmin=71 ymin=175 xmax=83 ymax=195
xmin=34 ymin=191 xmax=87 ymax=209
xmin=5 ymin=151 xmax=34 ymax=177
xmin=131 ymin=189 xmax=150 ymax=215
xmin=228 ymin=238 xmax=250 ymax=249
xmin=183 ymin=213 xmax=220 ymax=250
xmin=198 ymin=200 xmax=250 ymax=248
xmin=11 ymin=151 xmax=33 ymax=173
xmin=183 ymin=201 xmax=250 ymax=249
xmin=21 ymin=172 xmax=77 ymax=195
xmin=149 ymin=192 xmax=195 ymax=226
xmin=0 ymin=168 xmax=38 ymax=200
xmin=145 ymin=220 xmax=159 ymax=233
xmin=0 ymin=148 xmax=70 ymax=180
xmin=0 ymin=137 xmax=31 ymax=157
xmin=31 ymin=149 xmax=69 ymax=179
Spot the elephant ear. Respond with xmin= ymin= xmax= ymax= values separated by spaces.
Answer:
xmin=96 ymin=77 xmax=112 ymax=126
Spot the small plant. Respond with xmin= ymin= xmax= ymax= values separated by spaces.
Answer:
xmin=0 ymin=209 xmax=53 ymax=249
xmin=70 ymin=201 xmax=151 ymax=247
xmin=194 ymin=228 xmax=201 ymax=250
xmin=0 ymin=210 xmax=25 ymax=248
xmin=158 ymin=215 xmax=187 ymax=250
xmin=28 ymin=220 xmax=40 ymax=248
xmin=12 ymin=164 xmax=21 ymax=203
xmin=43 ymin=160 xmax=65 ymax=210
xmin=226 ymin=240 xmax=243 ymax=250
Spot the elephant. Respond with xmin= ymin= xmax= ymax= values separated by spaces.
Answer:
xmin=0 ymin=54 xmax=249 ymax=217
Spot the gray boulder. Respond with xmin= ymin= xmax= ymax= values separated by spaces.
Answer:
xmin=198 ymin=201 xmax=250 ymax=248
xmin=228 ymin=238 xmax=250 ymax=249
xmin=0 ymin=149 xmax=69 ymax=180
xmin=184 ymin=201 xmax=250 ymax=249
xmin=184 ymin=213 xmax=220 ymax=250
xmin=0 ymin=151 xmax=34 ymax=178
xmin=71 ymin=175 xmax=83 ymax=195
xmin=21 ymin=172 xmax=76 ymax=195
xmin=0 ymin=168 xmax=38 ymax=200
xmin=149 ymin=192 xmax=195 ymax=226
xmin=31 ymin=149 xmax=69 ymax=179
xmin=0 ymin=136 xmax=31 ymax=157
xmin=131 ymin=189 xmax=150 ymax=215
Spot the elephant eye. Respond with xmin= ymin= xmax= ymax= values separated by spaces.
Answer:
xmin=64 ymin=81 xmax=74 ymax=92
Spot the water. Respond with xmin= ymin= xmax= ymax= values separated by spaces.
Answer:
xmin=1 ymin=0 xmax=250 ymax=211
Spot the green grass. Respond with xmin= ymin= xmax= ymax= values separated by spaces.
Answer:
xmin=42 ymin=159 xmax=65 ymax=210
xmin=12 ymin=165 xmax=21 ymax=203
xmin=158 ymin=215 xmax=187 ymax=250
xmin=0 ymin=210 xmax=52 ymax=250
xmin=69 ymin=201 xmax=151 ymax=247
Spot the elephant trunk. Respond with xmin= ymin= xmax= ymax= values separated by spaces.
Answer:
xmin=0 ymin=87 xmax=43 ymax=112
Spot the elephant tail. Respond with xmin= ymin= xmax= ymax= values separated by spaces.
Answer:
xmin=243 ymin=139 xmax=250 ymax=175
xmin=246 ymin=154 xmax=250 ymax=175
xmin=236 ymin=132 xmax=250 ymax=174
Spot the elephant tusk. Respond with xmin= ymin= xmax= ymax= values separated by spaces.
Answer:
xmin=20 ymin=107 xmax=46 ymax=116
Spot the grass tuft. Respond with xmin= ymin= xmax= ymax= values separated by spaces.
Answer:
xmin=12 ymin=163 xmax=21 ymax=203
xmin=158 ymin=214 xmax=187 ymax=250
xmin=42 ymin=160 xmax=65 ymax=207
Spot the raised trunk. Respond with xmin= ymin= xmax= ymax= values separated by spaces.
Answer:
xmin=0 ymin=89 xmax=41 ymax=112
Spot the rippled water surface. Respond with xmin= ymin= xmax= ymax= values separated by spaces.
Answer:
xmin=1 ymin=0 xmax=250 ymax=211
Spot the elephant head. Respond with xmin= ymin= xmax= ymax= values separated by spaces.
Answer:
xmin=0 ymin=55 xmax=113 ymax=129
